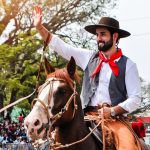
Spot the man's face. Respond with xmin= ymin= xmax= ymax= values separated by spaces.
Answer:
xmin=96 ymin=27 xmax=113 ymax=52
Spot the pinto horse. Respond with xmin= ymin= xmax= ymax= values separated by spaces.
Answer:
xmin=24 ymin=57 xmax=101 ymax=150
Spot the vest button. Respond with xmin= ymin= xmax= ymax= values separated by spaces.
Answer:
xmin=92 ymin=88 xmax=95 ymax=92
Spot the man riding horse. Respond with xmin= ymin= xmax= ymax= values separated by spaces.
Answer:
xmin=33 ymin=6 xmax=142 ymax=149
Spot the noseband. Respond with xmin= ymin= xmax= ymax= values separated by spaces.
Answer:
xmin=31 ymin=77 xmax=78 ymax=138
xmin=30 ymin=78 xmax=103 ymax=150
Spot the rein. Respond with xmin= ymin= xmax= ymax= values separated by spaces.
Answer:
xmin=50 ymin=105 xmax=108 ymax=150
xmin=31 ymin=78 xmax=78 ymax=139
xmin=0 ymin=90 xmax=36 ymax=113
xmin=0 ymin=33 xmax=51 ymax=113
xmin=51 ymin=120 xmax=102 ymax=150
xmin=31 ymin=77 xmax=103 ymax=150
xmin=50 ymin=80 xmax=78 ymax=124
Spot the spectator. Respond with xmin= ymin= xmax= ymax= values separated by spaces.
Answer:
xmin=18 ymin=114 xmax=23 ymax=123
xmin=0 ymin=118 xmax=34 ymax=150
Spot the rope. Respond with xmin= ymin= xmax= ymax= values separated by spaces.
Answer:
xmin=51 ymin=120 xmax=102 ymax=150
xmin=101 ymin=107 xmax=106 ymax=150
xmin=0 ymin=90 xmax=36 ymax=113
xmin=51 ymin=103 xmax=108 ymax=150
xmin=0 ymin=32 xmax=51 ymax=113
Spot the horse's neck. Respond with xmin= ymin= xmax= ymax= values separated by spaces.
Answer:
xmin=54 ymin=101 xmax=100 ymax=150
xmin=55 ymin=104 xmax=88 ymax=144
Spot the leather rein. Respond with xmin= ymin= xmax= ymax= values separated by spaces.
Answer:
xmin=0 ymin=33 xmax=51 ymax=113
xmin=31 ymin=77 xmax=78 ymax=139
xmin=31 ymin=77 xmax=102 ymax=150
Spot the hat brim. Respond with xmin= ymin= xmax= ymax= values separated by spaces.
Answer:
xmin=85 ymin=24 xmax=131 ymax=38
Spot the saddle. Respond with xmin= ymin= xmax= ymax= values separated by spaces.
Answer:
xmin=86 ymin=119 xmax=116 ymax=150
xmin=84 ymin=108 xmax=116 ymax=150
xmin=84 ymin=107 xmax=144 ymax=150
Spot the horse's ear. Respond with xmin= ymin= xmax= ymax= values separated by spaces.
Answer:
xmin=44 ymin=57 xmax=55 ymax=76
xmin=67 ymin=56 xmax=76 ymax=80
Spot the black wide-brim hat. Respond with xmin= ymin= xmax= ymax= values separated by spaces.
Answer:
xmin=85 ymin=17 xmax=131 ymax=38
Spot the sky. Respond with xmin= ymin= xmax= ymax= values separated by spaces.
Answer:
xmin=111 ymin=0 xmax=150 ymax=83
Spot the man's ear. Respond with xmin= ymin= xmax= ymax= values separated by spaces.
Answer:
xmin=44 ymin=57 xmax=55 ymax=76
xmin=113 ymin=32 xmax=119 ymax=42
xmin=67 ymin=56 xmax=76 ymax=80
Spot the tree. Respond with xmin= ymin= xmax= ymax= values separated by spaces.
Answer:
xmin=0 ymin=0 xmax=118 ymax=114
xmin=131 ymin=78 xmax=150 ymax=116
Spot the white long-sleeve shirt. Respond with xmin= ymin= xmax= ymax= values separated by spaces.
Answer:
xmin=48 ymin=35 xmax=141 ymax=113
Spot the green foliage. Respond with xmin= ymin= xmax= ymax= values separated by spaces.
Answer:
xmin=0 ymin=0 xmax=118 ymax=114
xmin=0 ymin=32 xmax=43 ymax=110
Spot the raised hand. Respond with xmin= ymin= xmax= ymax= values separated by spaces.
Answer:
xmin=33 ymin=5 xmax=42 ymax=28
xmin=33 ymin=5 xmax=51 ymax=42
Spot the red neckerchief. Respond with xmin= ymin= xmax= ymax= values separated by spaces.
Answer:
xmin=91 ymin=49 xmax=123 ymax=78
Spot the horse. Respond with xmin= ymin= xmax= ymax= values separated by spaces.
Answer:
xmin=24 ymin=57 xmax=101 ymax=150
xmin=24 ymin=57 xmax=150 ymax=150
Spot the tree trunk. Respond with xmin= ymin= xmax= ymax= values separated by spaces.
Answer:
xmin=0 ymin=85 xmax=5 ymax=117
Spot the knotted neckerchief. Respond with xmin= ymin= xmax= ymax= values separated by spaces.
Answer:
xmin=91 ymin=49 xmax=123 ymax=78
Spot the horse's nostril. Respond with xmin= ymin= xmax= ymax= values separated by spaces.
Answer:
xmin=31 ymin=128 xmax=34 ymax=133
xmin=34 ymin=119 xmax=40 ymax=126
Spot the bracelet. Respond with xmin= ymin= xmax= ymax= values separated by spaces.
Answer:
xmin=110 ymin=107 xmax=116 ymax=117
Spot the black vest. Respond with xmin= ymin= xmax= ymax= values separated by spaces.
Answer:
xmin=80 ymin=52 xmax=128 ymax=108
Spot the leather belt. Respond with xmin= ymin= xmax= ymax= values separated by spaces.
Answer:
xmin=84 ymin=103 xmax=111 ymax=113
xmin=84 ymin=106 xmax=99 ymax=113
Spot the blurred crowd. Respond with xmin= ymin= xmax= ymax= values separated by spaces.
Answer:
xmin=0 ymin=113 xmax=34 ymax=150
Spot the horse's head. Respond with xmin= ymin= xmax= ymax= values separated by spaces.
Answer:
xmin=24 ymin=57 xmax=80 ymax=140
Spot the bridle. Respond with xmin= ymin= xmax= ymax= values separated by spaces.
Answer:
xmin=31 ymin=77 xmax=78 ymax=139
xmin=31 ymin=77 xmax=103 ymax=150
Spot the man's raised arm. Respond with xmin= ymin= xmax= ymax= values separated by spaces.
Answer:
xmin=33 ymin=5 xmax=52 ymax=43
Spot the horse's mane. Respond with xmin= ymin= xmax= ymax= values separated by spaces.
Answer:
xmin=47 ymin=68 xmax=80 ymax=90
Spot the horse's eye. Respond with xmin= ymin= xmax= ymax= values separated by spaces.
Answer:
xmin=57 ymin=88 xmax=66 ymax=95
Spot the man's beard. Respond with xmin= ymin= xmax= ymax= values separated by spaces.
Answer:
xmin=98 ymin=37 xmax=113 ymax=52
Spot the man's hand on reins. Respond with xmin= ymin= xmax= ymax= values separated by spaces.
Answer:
xmin=98 ymin=104 xmax=128 ymax=118
xmin=98 ymin=106 xmax=111 ymax=119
